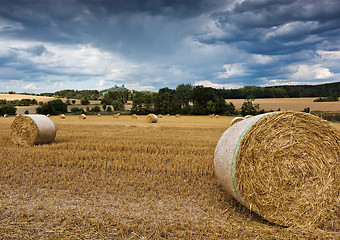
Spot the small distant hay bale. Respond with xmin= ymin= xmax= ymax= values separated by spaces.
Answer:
xmin=244 ymin=115 xmax=253 ymax=119
xmin=98 ymin=113 xmax=101 ymax=117
xmin=113 ymin=114 xmax=119 ymax=118
xmin=10 ymin=114 xmax=57 ymax=145
xmin=215 ymin=115 xmax=220 ymax=118
xmin=131 ymin=114 xmax=137 ymax=119
xmin=230 ymin=116 xmax=244 ymax=126
xmin=209 ymin=114 xmax=213 ymax=118
xmin=175 ymin=114 xmax=180 ymax=118
xmin=214 ymin=111 xmax=340 ymax=228
xmin=166 ymin=114 xmax=170 ymax=117
xmin=212 ymin=114 xmax=215 ymax=117
xmin=147 ymin=113 xmax=158 ymax=123
xmin=4 ymin=114 xmax=8 ymax=117
xmin=157 ymin=114 xmax=163 ymax=118
xmin=60 ymin=114 xmax=65 ymax=119
xmin=46 ymin=114 xmax=50 ymax=117
xmin=79 ymin=114 xmax=86 ymax=119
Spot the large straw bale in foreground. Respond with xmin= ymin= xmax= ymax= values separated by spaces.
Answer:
xmin=10 ymin=114 xmax=57 ymax=145
xmin=215 ymin=111 xmax=340 ymax=229
xmin=147 ymin=114 xmax=158 ymax=123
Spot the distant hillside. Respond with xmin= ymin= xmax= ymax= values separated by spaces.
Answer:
xmin=100 ymin=85 xmax=129 ymax=94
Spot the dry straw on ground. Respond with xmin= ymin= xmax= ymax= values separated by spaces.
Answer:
xmin=215 ymin=111 xmax=340 ymax=230
xmin=10 ymin=114 xmax=57 ymax=145
xmin=230 ymin=116 xmax=244 ymax=126
xmin=147 ymin=113 xmax=158 ymax=123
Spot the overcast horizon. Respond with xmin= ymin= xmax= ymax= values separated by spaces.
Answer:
xmin=1 ymin=0 xmax=340 ymax=93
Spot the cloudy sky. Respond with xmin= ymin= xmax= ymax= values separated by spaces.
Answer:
xmin=0 ymin=0 xmax=340 ymax=93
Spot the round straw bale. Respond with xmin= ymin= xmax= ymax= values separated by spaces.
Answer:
xmin=176 ymin=114 xmax=180 ymax=118
xmin=230 ymin=116 xmax=244 ymax=126
xmin=113 ymin=114 xmax=119 ymax=118
xmin=167 ymin=114 xmax=170 ymax=116
xmin=215 ymin=115 xmax=220 ymax=118
xmin=244 ymin=115 xmax=253 ymax=119
xmin=47 ymin=114 xmax=50 ymax=117
xmin=131 ymin=114 xmax=137 ymax=119
xmin=147 ymin=113 xmax=158 ymax=123
xmin=4 ymin=114 xmax=8 ymax=117
xmin=60 ymin=114 xmax=65 ymax=119
xmin=209 ymin=114 xmax=212 ymax=118
xmin=214 ymin=111 xmax=340 ymax=228
xmin=79 ymin=114 xmax=86 ymax=119
xmin=98 ymin=113 xmax=101 ymax=117
xmin=157 ymin=114 xmax=163 ymax=118
xmin=10 ymin=114 xmax=57 ymax=145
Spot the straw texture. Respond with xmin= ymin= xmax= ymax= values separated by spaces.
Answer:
xmin=215 ymin=111 xmax=340 ymax=230
xmin=147 ymin=114 xmax=158 ymax=123
xmin=10 ymin=114 xmax=57 ymax=145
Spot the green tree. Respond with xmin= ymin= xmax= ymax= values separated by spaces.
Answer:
xmin=71 ymin=100 xmax=76 ymax=104
xmin=207 ymin=100 xmax=216 ymax=113
xmin=81 ymin=98 xmax=90 ymax=105
xmin=0 ymin=103 xmax=16 ymax=115
xmin=36 ymin=99 xmax=67 ymax=115
xmin=92 ymin=106 xmax=101 ymax=112
xmin=241 ymin=99 xmax=261 ymax=116
xmin=112 ymin=100 xmax=125 ymax=111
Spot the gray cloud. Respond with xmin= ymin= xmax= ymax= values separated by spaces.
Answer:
xmin=0 ymin=0 xmax=339 ymax=93
xmin=200 ymin=0 xmax=340 ymax=54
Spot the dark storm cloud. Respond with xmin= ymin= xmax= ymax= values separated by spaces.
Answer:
xmin=200 ymin=0 xmax=340 ymax=55
xmin=0 ymin=0 xmax=339 ymax=92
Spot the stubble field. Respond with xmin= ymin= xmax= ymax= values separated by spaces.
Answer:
xmin=0 ymin=115 xmax=339 ymax=239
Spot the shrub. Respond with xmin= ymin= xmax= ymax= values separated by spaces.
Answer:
xmin=36 ymin=99 xmax=68 ymax=115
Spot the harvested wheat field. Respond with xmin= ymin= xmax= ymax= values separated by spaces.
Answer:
xmin=227 ymin=97 xmax=340 ymax=112
xmin=0 ymin=115 xmax=339 ymax=239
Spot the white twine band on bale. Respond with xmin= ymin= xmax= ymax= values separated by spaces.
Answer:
xmin=10 ymin=114 xmax=57 ymax=145
xmin=147 ymin=113 xmax=158 ymax=123
xmin=230 ymin=116 xmax=244 ymax=126
xmin=214 ymin=111 xmax=340 ymax=229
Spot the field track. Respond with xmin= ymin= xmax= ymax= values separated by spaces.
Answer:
xmin=0 ymin=115 xmax=339 ymax=239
